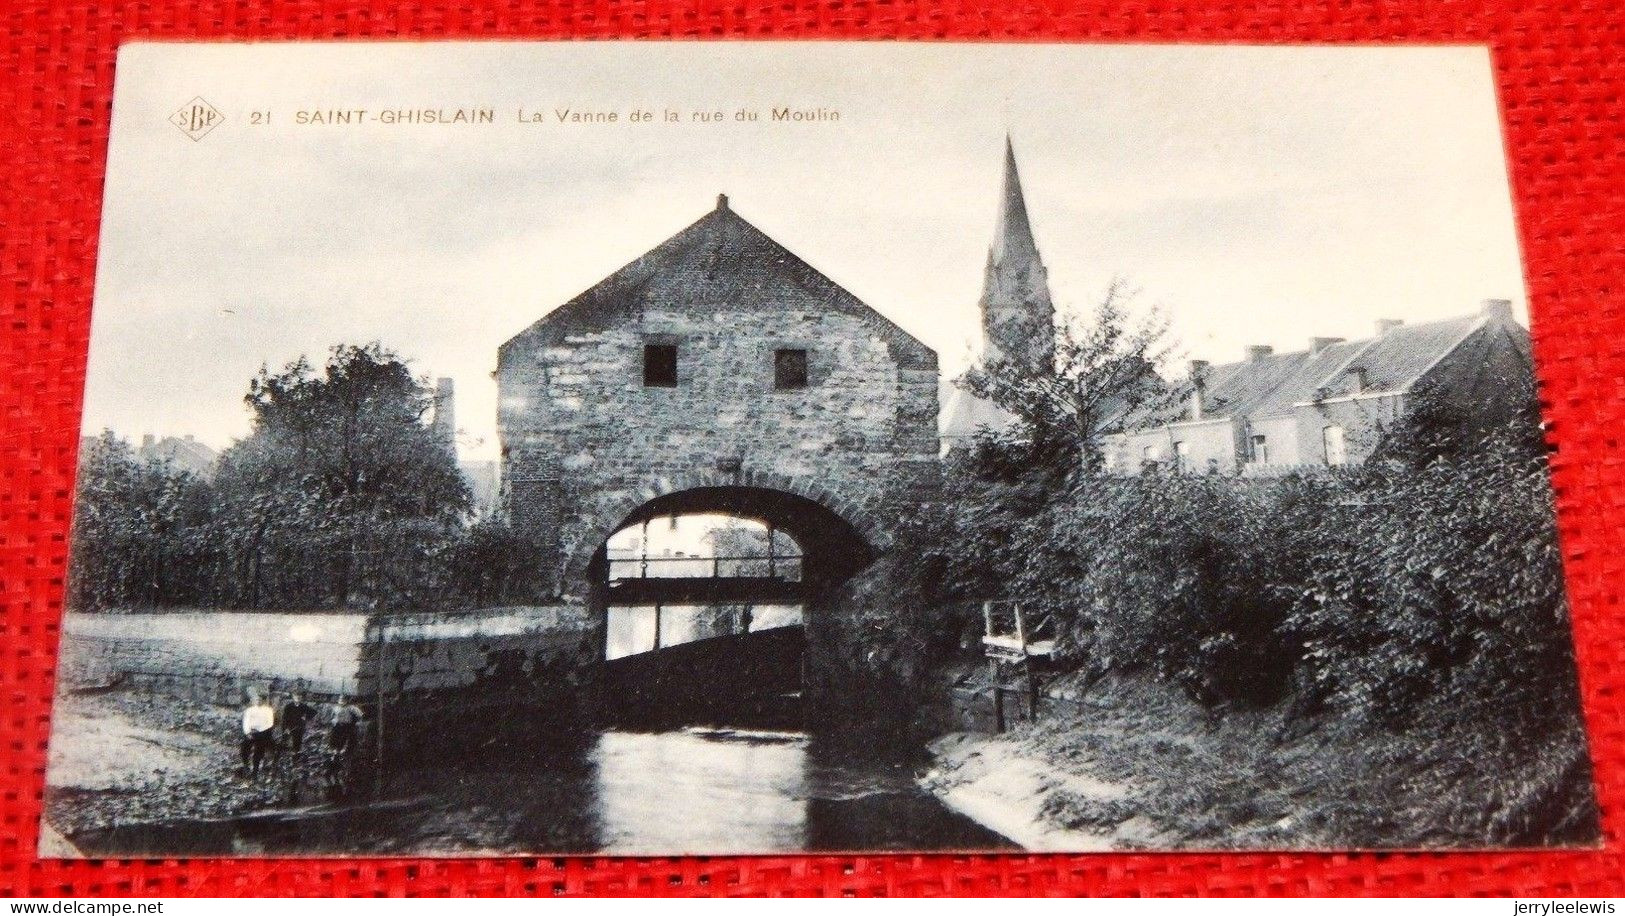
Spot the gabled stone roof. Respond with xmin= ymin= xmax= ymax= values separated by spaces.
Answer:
xmin=499 ymin=197 xmax=936 ymax=371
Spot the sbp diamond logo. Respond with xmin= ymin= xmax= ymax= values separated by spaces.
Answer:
xmin=169 ymin=97 xmax=224 ymax=141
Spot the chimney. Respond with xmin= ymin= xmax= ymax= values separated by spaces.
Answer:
xmin=183 ymin=434 xmax=195 ymax=442
xmin=431 ymin=377 xmax=456 ymax=448
xmin=1346 ymin=365 xmax=1369 ymax=393
xmin=716 ymin=193 xmax=729 ymax=211
xmin=1375 ymin=319 xmax=1404 ymax=336
xmin=141 ymin=434 xmax=155 ymax=449
xmin=1187 ymin=360 xmax=1210 ymax=420
xmin=1245 ymin=345 xmax=1273 ymax=363
xmin=1481 ymin=298 xmax=1514 ymax=322
xmin=1310 ymin=336 xmax=1345 ymax=355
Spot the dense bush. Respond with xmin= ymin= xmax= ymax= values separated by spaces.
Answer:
xmin=1059 ymin=471 xmax=1304 ymax=705
xmin=920 ymin=402 xmax=1577 ymax=727
xmin=446 ymin=518 xmax=550 ymax=608
xmin=1285 ymin=430 xmax=1574 ymax=727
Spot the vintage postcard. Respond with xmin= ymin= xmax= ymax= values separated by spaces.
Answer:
xmin=43 ymin=41 xmax=1597 ymax=856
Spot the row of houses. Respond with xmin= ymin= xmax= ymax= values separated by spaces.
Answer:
xmin=1102 ymin=298 xmax=1533 ymax=475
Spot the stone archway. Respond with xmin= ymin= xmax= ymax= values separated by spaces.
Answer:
xmin=577 ymin=471 xmax=885 ymax=728
xmin=559 ymin=467 xmax=890 ymax=597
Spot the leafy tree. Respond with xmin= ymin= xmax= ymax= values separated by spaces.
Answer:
xmin=68 ymin=432 xmax=216 ymax=611
xmin=447 ymin=517 xmax=549 ymax=607
xmin=705 ymin=519 xmax=799 ymax=578
xmin=212 ymin=343 xmax=470 ymax=609
xmin=919 ymin=281 xmax=1190 ymax=671
xmin=958 ymin=280 xmax=1178 ymax=480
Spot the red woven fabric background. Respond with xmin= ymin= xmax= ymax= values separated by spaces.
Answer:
xmin=2 ymin=0 xmax=1621 ymax=897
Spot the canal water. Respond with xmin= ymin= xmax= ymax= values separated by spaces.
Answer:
xmin=73 ymin=726 xmax=1013 ymax=856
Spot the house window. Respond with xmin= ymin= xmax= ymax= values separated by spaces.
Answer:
xmin=774 ymin=348 xmax=809 ymax=389
xmin=643 ymin=344 xmax=677 ymax=387
xmin=1173 ymin=441 xmax=1190 ymax=472
xmin=1250 ymin=434 xmax=1269 ymax=465
xmin=1323 ymin=425 xmax=1348 ymax=466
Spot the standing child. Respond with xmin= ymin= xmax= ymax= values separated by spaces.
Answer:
xmin=239 ymin=688 xmax=276 ymax=777
xmin=327 ymin=695 xmax=365 ymax=757
xmin=280 ymin=691 xmax=317 ymax=756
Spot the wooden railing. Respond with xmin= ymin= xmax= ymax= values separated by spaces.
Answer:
xmin=607 ymin=553 xmax=805 ymax=581
xmin=980 ymin=600 xmax=1057 ymax=733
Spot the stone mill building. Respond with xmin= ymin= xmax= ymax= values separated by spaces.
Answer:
xmin=496 ymin=194 xmax=941 ymax=600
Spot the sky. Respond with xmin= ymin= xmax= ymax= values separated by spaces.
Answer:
xmin=86 ymin=42 xmax=1526 ymax=461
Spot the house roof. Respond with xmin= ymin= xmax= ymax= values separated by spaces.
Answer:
xmin=1215 ymin=311 xmax=1488 ymax=419
xmin=1116 ymin=307 xmax=1510 ymax=431
xmin=939 ymin=383 xmax=1020 ymax=442
xmin=1244 ymin=338 xmax=1369 ymax=416
xmin=1309 ymin=314 xmax=1483 ymax=401
xmin=138 ymin=436 xmax=219 ymax=477
xmin=1195 ymin=350 xmax=1320 ymax=419
xmin=500 ymin=197 xmax=936 ymax=371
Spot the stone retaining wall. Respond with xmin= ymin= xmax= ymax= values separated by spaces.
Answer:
xmin=57 ymin=611 xmax=370 ymax=703
xmin=368 ymin=603 xmax=599 ymax=695
xmin=56 ymin=605 xmax=600 ymax=715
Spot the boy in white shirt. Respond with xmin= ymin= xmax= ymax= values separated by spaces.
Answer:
xmin=239 ymin=688 xmax=276 ymax=777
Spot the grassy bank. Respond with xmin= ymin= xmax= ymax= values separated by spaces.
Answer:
xmin=924 ymin=671 xmax=1598 ymax=850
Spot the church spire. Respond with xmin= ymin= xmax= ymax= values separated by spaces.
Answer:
xmin=941 ymin=137 xmax=1057 ymax=448
xmin=990 ymin=135 xmax=1041 ymax=268
xmin=979 ymin=135 xmax=1055 ymax=371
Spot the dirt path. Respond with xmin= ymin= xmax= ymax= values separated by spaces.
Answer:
xmin=44 ymin=688 xmax=333 ymax=846
xmin=921 ymin=733 xmax=1137 ymax=850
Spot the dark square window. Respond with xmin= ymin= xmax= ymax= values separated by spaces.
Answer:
xmin=643 ymin=344 xmax=677 ymax=387
xmin=774 ymin=348 xmax=808 ymax=389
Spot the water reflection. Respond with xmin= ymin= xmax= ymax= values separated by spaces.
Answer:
xmin=593 ymin=729 xmax=810 ymax=854
xmin=72 ymin=727 xmax=1012 ymax=856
